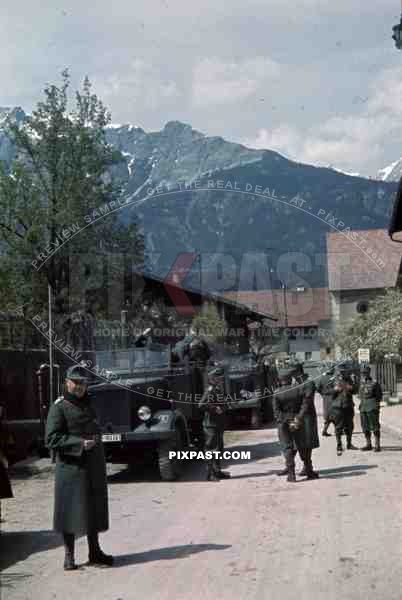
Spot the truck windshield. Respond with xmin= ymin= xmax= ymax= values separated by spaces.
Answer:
xmin=95 ymin=348 xmax=170 ymax=374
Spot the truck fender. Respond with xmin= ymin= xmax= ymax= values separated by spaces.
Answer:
xmin=149 ymin=409 xmax=190 ymax=446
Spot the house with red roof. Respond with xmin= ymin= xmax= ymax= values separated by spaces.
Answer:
xmin=326 ymin=228 xmax=402 ymax=329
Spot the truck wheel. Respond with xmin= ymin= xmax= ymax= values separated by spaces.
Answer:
xmin=158 ymin=429 xmax=183 ymax=481
xmin=250 ymin=407 xmax=262 ymax=429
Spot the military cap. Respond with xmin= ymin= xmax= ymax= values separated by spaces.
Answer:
xmin=65 ymin=364 xmax=89 ymax=383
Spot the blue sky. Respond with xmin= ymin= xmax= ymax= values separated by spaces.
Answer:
xmin=1 ymin=0 xmax=402 ymax=176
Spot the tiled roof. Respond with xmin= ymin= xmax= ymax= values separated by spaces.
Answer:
xmin=137 ymin=271 xmax=277 ymax=321
xmin=326 ymin=229 xmax=402 ymax=291
xmin=225 ymin=288 xmax=330 ymax=327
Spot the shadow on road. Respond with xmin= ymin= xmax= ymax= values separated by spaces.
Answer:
xmin=321 ymin=472 xmax=366 ymax=479
xmin=0 ymin=530 xmax=60 ymax=571
xmin=108 ymin=439 xmax=282 ymax=483
xmin=108 ymin=464 xmax=163 ymax=484
xmin=318 ymin=464 xmax=377 ymax=479
xmin=379 ymin=446 xmax=402 ymax=451
xmin=229 ymin=471 xmax=278 ymax=479
xmin=8 ymin=463 xmax=54 ymax=481
xmin=113 ymin=543 xmax=231 ymax=567
xmin=223 ymin=441 xmax=282 ymax=466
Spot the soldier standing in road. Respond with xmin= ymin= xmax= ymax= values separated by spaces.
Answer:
xmin=46 ymin=365 xmax=114 ymax=571
xmin=198 ymin=366 xmax=230 ymax=481
xmin=358 ymin=365 xmax=383 ymax=452
xmin=297 ymin=370 xmax=320 ymax=478
xmin=273 ymin=367 xmax=319 ymax=482
xmin=331 ymin=369 xmax=358 ymax=456
xmin=318 ymin=367 xmax=336 ymax=437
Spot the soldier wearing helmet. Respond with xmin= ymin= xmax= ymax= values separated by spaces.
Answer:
xmin=198 ymin=366 xmax=231 ymax=481
xmin=273 ymin=365 xmax=319 ymax=482
xmin=358 ymin=365 xmax=383 ymax=452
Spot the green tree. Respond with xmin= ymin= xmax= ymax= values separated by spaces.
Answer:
xmin=335 ymin=288 xmax=402 ymax=361
xmin=0 ymin=70 xmax=143 ymax=348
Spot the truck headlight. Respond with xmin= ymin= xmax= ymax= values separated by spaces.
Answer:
xmin=138 ymin=405 xmax=152 ymax=421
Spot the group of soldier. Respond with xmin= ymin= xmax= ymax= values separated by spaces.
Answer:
xmin=1 ymin=337 xmax=384 ymax=572
xmin=198 ymin=357 xmax=384 ymax=485
xmin=320 ymin=365 xmax=383 ymax=455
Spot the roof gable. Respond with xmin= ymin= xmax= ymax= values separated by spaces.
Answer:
xmin=225 ymin=288 xmax=330 ymax=327
xmin=326 ymin=229 xmax=402 ymax=291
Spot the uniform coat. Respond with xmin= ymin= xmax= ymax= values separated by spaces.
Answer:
xmin=358 ymin=377 xmax=383 ymax=434
xmin=330 ymin=375 xmax=355 ymax=438
xmin=45 ymin=392 xmax=109 ymax=536
xmin=300 ymin=380 xmax=320 ymax=449
xmin=318 ymin=373 xmax=336 ymax=422
xmin=0 ymin=423 xmax=14 ymax=499
xmin=273 ymin=383 xmax=310 ymax=452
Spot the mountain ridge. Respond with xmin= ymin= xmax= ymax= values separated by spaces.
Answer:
xmin=0 ymin=108 xmax=397 ymax=290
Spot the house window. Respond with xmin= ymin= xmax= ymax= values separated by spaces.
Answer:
xmin=305 ymin=351 xmax=312 ymax=361
xmin=356 ymin=300 xmax=369 ymax=314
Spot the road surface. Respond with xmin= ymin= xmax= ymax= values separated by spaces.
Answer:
xmin=2 ymin=416 xmax=402 ymax=600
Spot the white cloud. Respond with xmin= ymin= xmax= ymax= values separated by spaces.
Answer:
xmin=92 ymin=59 xmax=180 ymax=112
xmin=0 ymin=0 xmax=400 ymax=174
xmin=192 ymin=56 xmax=280 ymax=107
xmin=245 ymin=66 xmax=402 ymax=175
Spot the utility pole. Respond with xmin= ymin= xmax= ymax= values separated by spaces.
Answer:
xmin=48 ymin=283 xmax=54 ymax=404
xmin=280 ymin=278 xmax=290 ymax=354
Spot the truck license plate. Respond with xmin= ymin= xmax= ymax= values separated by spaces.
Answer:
xmin=102 ymin=434 xmax=122 ymax=442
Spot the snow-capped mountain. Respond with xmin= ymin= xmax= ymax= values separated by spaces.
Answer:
xmin=0 ymin=107 xmax=397 ymax=288
xmin=376 ymin=158 xmax=402 ymax=182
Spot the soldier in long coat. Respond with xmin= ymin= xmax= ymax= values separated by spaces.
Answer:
xmin=46 ymin=365 xmax=113 ymax=571
xmin=0 ymin=405 xmax=14 ymax=523
xmin=358 ymin=366 xmax=383 ymax=452
xmin=273 ymin=368 xmax=319 ymax=482
xmin=297 ymin=373 xmax=320 ymax=477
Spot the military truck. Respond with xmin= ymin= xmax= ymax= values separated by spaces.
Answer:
xmin=86 ymin=347 xmax=205 ymax=481
xmin=224 ymin=353 xmax=274 ymax=428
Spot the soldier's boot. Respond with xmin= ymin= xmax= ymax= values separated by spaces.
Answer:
xmin=299 ymin=465 xmax=307 ymax=476
xmin=361 ymin=433 xmax=372 ymax=451
xmin=87 ymin=532 xmax=114 ymax=566
xmin=373 ymin=433 xmax=381 ymax=452
xmin=336 ymin=435 xmax=343 ymax=456
xmin=215 ymin=457 xmax=231 ymax=479
xmin=63 ymin=532 xmax=77 ymax=571
xmin=346 ymin=434 xmax=358 ymax=450
xmin=322 ymin=422 xmax=331 ymax=437
xmin=285 ymin=451 xmax=296 ymax=483
xmin=206 ymin=464 xmax=220 ymax=481
xmin=302 ymin=449 xmax=319 ymax=479
xmin=278 ymin=448 xmax=297 ymax=476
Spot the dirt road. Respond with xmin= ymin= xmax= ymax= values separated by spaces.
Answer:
xmin=2 ymin=418 xmax=402 ymax=600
